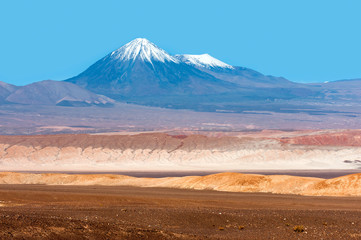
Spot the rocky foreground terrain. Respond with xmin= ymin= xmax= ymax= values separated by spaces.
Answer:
xmin=0 ymin=184 xmax=360 ymax=240
xmin=1 ymin=130 xmax=361 ymax=171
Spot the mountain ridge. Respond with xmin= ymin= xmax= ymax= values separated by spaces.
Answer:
xmin=0 ymin=81 xmax=18 ymax=103
xmin=6 ymin=80 xmax=114 ymax=107
xmin=1 ymin=38 xmax=361 ymax=114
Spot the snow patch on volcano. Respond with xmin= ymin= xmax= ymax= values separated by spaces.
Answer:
xmin=175 ymin=54 xmax=234 ymax=69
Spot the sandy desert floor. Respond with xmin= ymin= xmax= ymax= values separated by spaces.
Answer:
xmin=0 ymin=184 xmax=361 ymax=240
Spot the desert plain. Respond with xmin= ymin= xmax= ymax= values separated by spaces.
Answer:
xmin=1 ymin=129 xmax=361 ymax=239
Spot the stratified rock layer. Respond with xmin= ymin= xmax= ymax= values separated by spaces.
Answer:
xmin=1 ymin=130 xmax=361 ymax=170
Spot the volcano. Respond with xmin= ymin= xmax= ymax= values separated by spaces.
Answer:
xmin=66 ymin=38 xmax=240 ymax=99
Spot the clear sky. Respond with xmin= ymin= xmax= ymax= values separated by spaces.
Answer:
xmin=1 ymin=0 xmax=360 ymax=85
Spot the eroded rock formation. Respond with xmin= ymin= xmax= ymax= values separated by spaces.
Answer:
xmin=1 ymin=131 xmax=361 ymax=170
xmin=0 ymin=172 xmax=360 ymax=197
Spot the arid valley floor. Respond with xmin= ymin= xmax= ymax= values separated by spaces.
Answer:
xmin=1 ymin=184 xmax=361 ymax=240
xmin=1 ymin=130 xmax=361 ymax=239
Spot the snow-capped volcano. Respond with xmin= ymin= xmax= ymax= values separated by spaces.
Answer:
xmin=66 ymin=38 xmax=238 ymax=98
xmin=110 ymin=38 xmax=179 ymax=63
xmin=66 ymin=38 xmax=314 ymax=108
xmin=175 ymin=54 xmax=234 ymax=69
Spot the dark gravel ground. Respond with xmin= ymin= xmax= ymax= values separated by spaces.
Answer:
xmin=0 ymin=185 xmax=360 ymax=239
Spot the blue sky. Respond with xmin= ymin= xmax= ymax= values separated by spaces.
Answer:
xmin=1 ymin=0 xmax=360 ymax=85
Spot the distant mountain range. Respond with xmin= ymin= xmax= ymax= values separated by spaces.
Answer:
xmin=1 ymin=38 xmax=361 ymax=113
xmin=0 ymin=80 xmax=114 ymax=107
xmin=7 ymin=80 xmax=114 ymax=107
